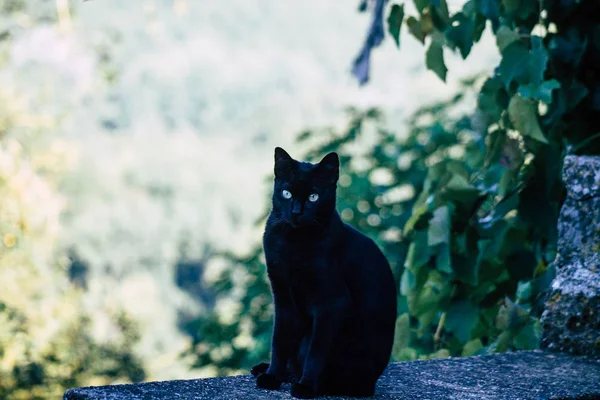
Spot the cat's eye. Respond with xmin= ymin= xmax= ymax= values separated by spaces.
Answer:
xmin=308 ymin=193 xmax=319 ymax=202
xmin=282 ymin=190 xmax=292 ymax=199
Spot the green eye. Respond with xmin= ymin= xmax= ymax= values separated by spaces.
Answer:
xmin=282 ymin=190 xmax=292 ymax=199
xmin=308 ymin=193 xmax=319 ymax=202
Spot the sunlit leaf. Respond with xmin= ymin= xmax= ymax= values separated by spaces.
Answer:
xmin=508 ymin=95 xmax=548 ymax=143
xmin=428 ymin=206 xmax=450 ymax=246
xmin=462 ymin=338 xmax=484 ymax=356
xmin=495 ymin=297 xmax=529 ymax=331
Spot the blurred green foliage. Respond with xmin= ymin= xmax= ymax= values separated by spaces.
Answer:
xmin=186 ymin=0 xmax=599 ymax=374
xmin=0 ymin=2 xmax=145 ymax=399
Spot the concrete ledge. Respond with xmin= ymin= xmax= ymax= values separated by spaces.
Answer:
xmin=64 ymin=351 xmax=600 ymax=400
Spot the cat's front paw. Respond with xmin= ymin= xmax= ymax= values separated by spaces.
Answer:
xmin=250 ymin=362 xmax=269 ymax=377
xmin=291 ymin=382 xmax=317 ymax=399
xmin=256 ymin=372 xmax=281 ymax=390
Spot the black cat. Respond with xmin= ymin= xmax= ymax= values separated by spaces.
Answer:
xmin=252 ymin=147 xmax=396 ymax=399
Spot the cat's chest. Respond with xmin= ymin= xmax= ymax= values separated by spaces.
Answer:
xmin=265 ymin=230 xmax=328 ymax=266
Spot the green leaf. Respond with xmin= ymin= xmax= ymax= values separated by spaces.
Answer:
xmin=518 ymin=79 xmax=561 ymax=104
xmin=498 ymin=41 xmax=530 ymax=89
xmin=528 ymin=36 xmax=549 ymax=86
xmin=413 ymin=271 xmax=449 ymax=326
xmin=406 ymin=16 xmax=426 ymax=44
xmin=393 ymin=313 xmax=411 ymax=350
xmin=473 ymin=9 xmax=487 ymax=42
xmin=496 ymin=25 xmax=520 ymax=52
xmin=487 ymin=330 xmax=512 ymax=353
xmin=406 ymin=230 xmax=431 ymax=269
xmin=531 ymin=264 xmax=556 ymax=297
xmin=387 ymin=4 xmax=405 ymax=48
xmin=516 ymin=281 xmax=532 ymax=301
xmin=435 ymin=243 xmax=452 ymax=274
xmin=484 ymin=128 xmax=506 ymax=166
xmin=512 ymin=320 xmax=541 ymax=350
xmin=394 ymin=347 xmax=418 ymax=361
xmin=428 ymin=348 xmax=451 ymax=359
xmin=451 ymin=228 xmax=483 ymax=286
xmin=495 ymin=297 xmax=529 ymax=331
xmin=413 ymin=0 xmax=429 ymax=13
xmin=462 ymin=338 xmax=484 ymax=356
xmin=446 ymin=301 xmax=479 ymax=343
xmin=499 ymin=37 xmax=550 ymax=92
xmin=430 ymin=0 xmax=450 ymax=31
xmin=442 ymin=174 xmax=483 ymax=205
xmin=501 ymin=0 xmax=535 ymax=18
xmin=508 ymin=95 xmax=549 ymax=144
xmin=403 ymin=202 xmax=432 ymax=237
xmin=445 ymin=13 xmax=475 ymax=59
xmin=478 ymin=77 xmax=506 ymax=120
xmin=400 ymin=268 xmax=416 ymax=295
xmin=476 ymin=0 xmax=500 ymax=30
xmin=533 ymin=259 xmax=548 ymax=278
xmin=486 ymin=191 xmax=520 ymax=226
xmin=501 ymin=0 xmax=519 ymax=13
xmin=426 ymin=40 xmax=447 ymax=82
xmin=428 ymin=206 xmax=450 ymax=246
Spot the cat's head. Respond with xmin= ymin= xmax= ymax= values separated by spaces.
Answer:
xmin=271 ymin=147 xmax=339 ymax=228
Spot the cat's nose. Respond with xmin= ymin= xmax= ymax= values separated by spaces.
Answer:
xmin=291 ymin=202 xmax=303 ymax=216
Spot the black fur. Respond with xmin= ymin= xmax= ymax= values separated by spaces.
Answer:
xmin=253 ymin=147 xmax=397 ymax=398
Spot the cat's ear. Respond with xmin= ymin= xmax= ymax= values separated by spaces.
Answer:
xmin=274 ymin=147 xmax=294 ymax=179
xmin=274 ymin=147 xmax=293 ymax=164
xmin=317 ymin=152 xmax=339 ymax=183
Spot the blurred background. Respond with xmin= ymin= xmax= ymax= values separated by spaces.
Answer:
xmin=2 ymin=0 xmax=578 ymax=398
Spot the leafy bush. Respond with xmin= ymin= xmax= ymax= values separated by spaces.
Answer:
xmin=0 ymin=113 xmax=145 ymax=400
xmin=0 ymin=3 xmax=146 ymax=398
xmin=349 ymin=0 xmax=600 ymax=355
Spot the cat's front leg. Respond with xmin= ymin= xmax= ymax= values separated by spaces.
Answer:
xmin=257 ymin=278 xmax=301 ymax=390
xmin=292 ymin=294 xmax=349 ymax=398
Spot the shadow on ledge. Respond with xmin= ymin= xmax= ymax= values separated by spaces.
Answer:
xmin=64 ymin=351 xmax=600 ymax=400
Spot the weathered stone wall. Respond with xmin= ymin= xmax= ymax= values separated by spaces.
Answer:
xmin=64 ymin=352 xmax=600 ymax=400
xmin=541 ymin=155 xmax=600 ymax=357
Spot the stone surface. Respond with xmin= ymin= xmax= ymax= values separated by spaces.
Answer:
xmin=541 ymin=155 xmax=600 ymax=358
xmin=64 ymin=351 xmax=600 ymax=400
